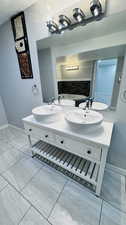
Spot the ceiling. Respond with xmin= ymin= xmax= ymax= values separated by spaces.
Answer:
xmin=56 ymin=45 xmax=126 ymax=65
xmin=37 ymin=10 xmax=126 ymax=50
xmin=0 ymin=0 xmax=38 ymax=25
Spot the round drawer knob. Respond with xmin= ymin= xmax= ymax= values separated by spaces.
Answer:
xmin=87 ymin=150 xmax=91 ymax=154
xmin=60 ymin=140 xmax=64 ymax=144
xmin=29 ymin=128 xmax=32 ymax=132
xmin=45 ymin=135 xmax=48 ymax=138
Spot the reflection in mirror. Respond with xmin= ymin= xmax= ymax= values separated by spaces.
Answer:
xmin=56 ymin=54 xmax=122 ymax=109
xmin=37 ymin=41 xmax=125 ymax=111
xmin=93 ymin=59 xmax=117 ymax=105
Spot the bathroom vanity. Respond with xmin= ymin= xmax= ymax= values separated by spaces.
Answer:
xmin=23 ymin=111 xmax=113 ymax=196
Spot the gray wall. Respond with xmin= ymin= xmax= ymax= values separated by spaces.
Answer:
xmin=0 ymin=96 xmax=8 ymax=126
xmin=0 ymin=19 xmax=42 ymax=128
xmin=107 ymin=55 xmax=126 ymax=170
xmin=38 ymin=48 xmax=55 ymax=102
xmin=111 ymin=57 xmax=124 ymax=108
xmin=58 ymin=61 xmax=93 ymax=81
xmin=108 ymin=122 xmax=126 ymax=169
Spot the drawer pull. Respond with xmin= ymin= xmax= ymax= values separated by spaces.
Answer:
xmin=29 ymin=128 xmax=32 ymax=132
xmin=87 ymin=150 xmax=91 ymax=154
xmin=60 ymin=140 xmax=64 ymax=144
xmin=45 ymin=135 xmax=48 ymax=138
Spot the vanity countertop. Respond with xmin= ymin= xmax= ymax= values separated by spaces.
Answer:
xmin=23 ymin=113 xmax=113 ymax=148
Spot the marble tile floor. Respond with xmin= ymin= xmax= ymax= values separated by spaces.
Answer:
xmin=0 ymin=126 xmax=126 ymax=225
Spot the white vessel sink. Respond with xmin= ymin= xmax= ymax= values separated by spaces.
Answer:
xmin=65 ymin=108 xmax=103 ymax=126
xmin=54 ymin=99 xmax=75 ymax=106
xmin=79 ymin=101 xmax=109 ymax=111
xmin=32 ymin=105 xmax=62 ymax=121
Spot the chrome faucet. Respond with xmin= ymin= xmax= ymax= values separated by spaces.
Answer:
xmin=83 ymin=98 xmax=94 ymax=117
xmin=85 ymin=100 xmax=90 ymax=113
xmin=58 ymin=95 xmax=62 ymax=104
xmin=48 ymin=97 xmax=55 ymax=105
xmin=86 ymin=98 xmax=94 ymax=110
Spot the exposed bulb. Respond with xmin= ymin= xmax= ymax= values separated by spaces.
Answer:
xmin=59 ymin=24 xmax=62 ymax=30
xmin=94 ymin=7 xmax=99 ymax=17
xmin=77 ymin=15 xmax=83 ymax=22
xmin=63 ymin=21 xmax=68 ymax=27
xmin=51 ymin=26 xmax=56 ymax=32
xmin=58 ymin=25 xmax=64 ymax=34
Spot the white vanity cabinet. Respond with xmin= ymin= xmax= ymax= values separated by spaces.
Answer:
xmin=23 ymin=115 xmax=113 ymax=196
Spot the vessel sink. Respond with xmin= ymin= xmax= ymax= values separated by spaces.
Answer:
xmin=79 ymin=101 xmax=109 ymax=111
xmin=54 ymin=99 xmax=75 ymax=106
xmin=65 ymin=108 xmax=103 ymax=126
xmin=32 ymin=105 xmax=62 ymax=121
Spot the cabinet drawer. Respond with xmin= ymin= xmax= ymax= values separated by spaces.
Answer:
xmin=55 ymin=135 xmax=101 ymax=162
xmin=24 ymin=123 xmax=54 ymax=143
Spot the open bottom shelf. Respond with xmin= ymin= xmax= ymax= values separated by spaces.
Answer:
xmin=32 ymin=140 xmax=99 ymax=186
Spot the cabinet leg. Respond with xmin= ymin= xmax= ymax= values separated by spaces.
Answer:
xmin=96 ymin=147 xmax=108 ymax=196
xmin=27 ymin=135 xmax=34 ymax=156
xmin=28 ymin=135 xmax=32 ymax=147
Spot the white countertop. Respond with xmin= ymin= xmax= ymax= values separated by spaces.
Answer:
xmin=23 ymin=113 xmax=113 ymax=148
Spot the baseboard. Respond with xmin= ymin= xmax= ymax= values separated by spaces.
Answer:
xmin=0 ymin=124 xmax=8 ymax=130
xmin=106 ymin=163 xmax=126 ymax=176
xmin=8 ymin=124 xmax=25 ymax=134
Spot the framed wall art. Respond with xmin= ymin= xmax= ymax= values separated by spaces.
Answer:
xmin=11 ymin=12 xmax=33 ymax=79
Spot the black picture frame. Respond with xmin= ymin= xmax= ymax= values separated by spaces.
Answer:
xmin=11 ymin=12 xmax=33 ymax=79
xmin=17 ymin=52 xmax=33 ymax=79
xmin=11 ymin=12 xmax=26 ymax=41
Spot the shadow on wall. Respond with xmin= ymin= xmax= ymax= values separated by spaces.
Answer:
xmin=107 ymin=122 xmax=126 ymax=170
xmin=0 ymin=96 xmax=7 ymax=126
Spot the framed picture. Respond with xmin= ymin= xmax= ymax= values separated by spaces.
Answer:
xmin=11 ymin=12 xmax=26 ymax=41
xmin=18 ymin=52 xmax=33 ymax=79
xmin=11 ymin=12 xmax=33 ymax=79
xmin=15 ymin=38 xmax=26 ymax=53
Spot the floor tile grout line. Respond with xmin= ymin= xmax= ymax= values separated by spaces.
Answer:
xmin=2 ymin=169 xmax=126 ymax=224
xmin=47 ymin=179 xmax=68 ymax=220
xmin=1 ymin=127 xmax=126 ymax=220
xmin=32 ymin=157 xmax=73 ymax=182
xmin=1 ymin=152 xmax=126 ymax=215
xmin=0 ymin=183 xmax=9 ymax=193
xmin=0 ymin=172 xmax=51 ymax=223
xmin=0 ymin=152 xmax=27 ymax=176
xmin=20 ymin=166 xmax=43 ymax=192
xmin=68 ymin=176 xmax=126 ymax=215
xmin=20 ymin=157 xmax=52 ymax=193
xmin=68 ymin=178 xmax=95 ymax=195
xmin=98 ymin=199 xmax=103 ymax=225
xmin=17 ymin=147 xmax=32 ymax=157
xmin=0 ymin=149 xmax=126 ymax=217
xmin=1 ymin=157 xmax=44 ymax=194
xmin=17 ymin=205 xmax=31 ymax=225
xmin=9 ymin=141 xmax=26 ymax=149
xmin=21 ymin=196 xmax=49 ymax=223
xmin=102 ymin=197 xmax=126 ymax=214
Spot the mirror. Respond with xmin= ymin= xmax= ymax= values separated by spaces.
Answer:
xmin=56 ymin=55 xmax=120 ymax=108
xmin=37 ymin=37 xmax=125 ymax=110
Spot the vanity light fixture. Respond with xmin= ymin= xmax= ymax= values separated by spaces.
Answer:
xmin=46 ymin=0 xmax=105 ymax=34
xmin=90 ymin=0 xmax=102 ymax=18
xmin=73 ymin=8 xmax=85 ymax=23
xmin=47 ymin=20 xmax=59 ymax=33
xmin=59 ymin=15 xmax=72 ymax=28
xmin=66 ymin=65 xmax=79 ymax=71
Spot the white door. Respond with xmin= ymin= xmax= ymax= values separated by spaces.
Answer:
xmin=93 ymin=59 xmax=117 ymax=106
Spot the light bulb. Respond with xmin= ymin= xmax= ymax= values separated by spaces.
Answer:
xmin=77 ymin=15 xmax=83 ymax=22
xmin=94 ymin=7 xmax=99 ymax=17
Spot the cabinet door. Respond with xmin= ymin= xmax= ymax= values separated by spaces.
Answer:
xmin=55 ymin=135 xmax=101 ymax=162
